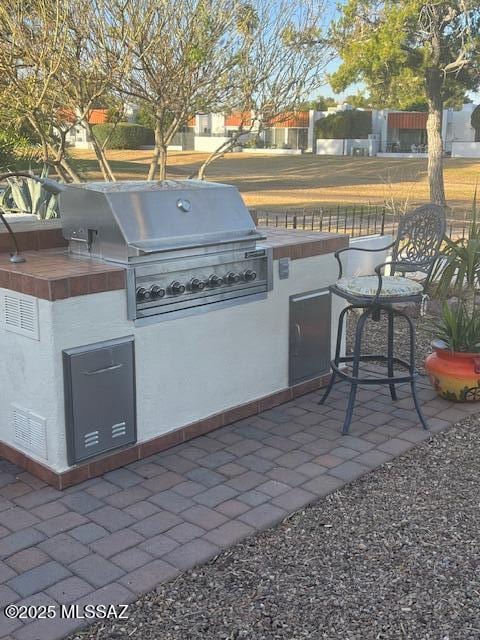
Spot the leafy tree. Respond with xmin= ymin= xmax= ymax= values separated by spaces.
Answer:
xmin=0 ymin=0 xmax=130 ymax=182
xmin=330 ymin=1 xmax=480 ymax=205
xmin=315 ymin=96 xmax=338 ymax=111
xmin=135 ymin=107 xmax=156 ymax=130
xmin=196 ymin=0 xmax=331 ymax=179
xmin=0 ymin=1 xmax=81 ymax=181
xmin=471 ymin=105 xmax=480 ymax=142
xmin=401 ymin=100 xmax=429 ymax=112
xmin=344 ymin=93 xmax=371 ymax=109
xmin=109 ymin=0 xmax=243 ymax=180
xmin=298 ymin=96 xmax=337 ymax=111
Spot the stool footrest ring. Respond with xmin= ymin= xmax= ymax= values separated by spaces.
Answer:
xmin=330 ymin=354 xmax=419 ymax=386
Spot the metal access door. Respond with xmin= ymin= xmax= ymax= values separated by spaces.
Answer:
xmin=289 ymin=289 xmax=331 ymax=386
xmin=63 ymin=336 xmax=136 ymax=465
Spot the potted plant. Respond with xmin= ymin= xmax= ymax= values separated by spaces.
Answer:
xmin=425 ymin=303 xmax=480 ymax=401
xmin=425 ymin=191 xmax=480 ymax=401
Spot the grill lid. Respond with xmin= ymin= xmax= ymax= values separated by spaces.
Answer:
xmin=59 ymin=180 xmax=263 ymax=259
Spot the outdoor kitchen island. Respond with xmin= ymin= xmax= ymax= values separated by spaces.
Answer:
xmin=0 ymin=185 xmax=347 ymax=489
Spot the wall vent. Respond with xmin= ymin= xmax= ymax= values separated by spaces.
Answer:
xmin=3 ymin=293 xmax=40 ymax=340
xmin=11 ymin=405 xmax=47 ymax=459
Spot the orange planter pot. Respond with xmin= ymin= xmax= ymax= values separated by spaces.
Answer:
xmin=425 ymin=344 xmax=480 ymax=402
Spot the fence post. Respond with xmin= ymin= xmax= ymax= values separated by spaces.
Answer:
xmin=380 ymin=207 xmax=386 ymax=236
xmin=293 ymin=214 xmax=297 ymax=229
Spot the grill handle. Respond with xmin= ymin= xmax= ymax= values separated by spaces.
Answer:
xmin=292 ymin=323 xmax=301 ymax=357
xmin=83 ymin=364 xmax=123 ymax=376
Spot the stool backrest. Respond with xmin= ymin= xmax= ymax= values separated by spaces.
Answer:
xmin=391 ymin=203 xmax=446 ymax=276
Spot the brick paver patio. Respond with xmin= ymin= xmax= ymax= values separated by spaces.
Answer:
xmin=0 ymin=377 xmax=475 ymax=640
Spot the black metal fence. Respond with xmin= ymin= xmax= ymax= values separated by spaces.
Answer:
xmin=254 ymin=204 xmax=472 ymax=241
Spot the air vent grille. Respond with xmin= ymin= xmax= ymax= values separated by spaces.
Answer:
xmin=112 ymin=422 xmax=127 ymax=438
xmin=84 ymin=431 xmax=99 ymax=448
xmin=3 ymin=293 xmax=39 ymax=340
xmin=12 ymin=405 xmax=47 ymax=459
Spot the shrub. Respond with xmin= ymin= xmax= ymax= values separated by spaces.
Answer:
xmin=0 ymin=129 xmax=42 ymax=170
xmin=0 ymin=131 xmax=17 ymax=168
xmin=92 ymin=123 xmax=154 ymax=149
xmin=105 ymin=107 xmax=128 ymax=123
xmin=315 ymin=110 xmax=372 ymax=139
xmin=471 ymin=105 xmax=480 ymax=142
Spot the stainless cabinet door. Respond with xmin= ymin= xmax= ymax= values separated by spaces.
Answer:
xmin=63 ymin=336 xmax=136 ymax=464
xmin=289 ymin=290 xmax=331 ymax=385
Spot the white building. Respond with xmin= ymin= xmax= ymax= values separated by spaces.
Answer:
xmin=66 ymin=102 xmax=480 ymax=158
xmin=315 ymin=103 xmax=479 ymax=158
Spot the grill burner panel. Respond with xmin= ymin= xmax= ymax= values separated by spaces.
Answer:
xmin=58 ymin=180 xmax=273 ymax=323
xmin=129 ymin=247 xmax=271 ymax=320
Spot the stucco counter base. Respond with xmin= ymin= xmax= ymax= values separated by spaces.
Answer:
xmin=0 ymin=229 xmax=347 ymax=488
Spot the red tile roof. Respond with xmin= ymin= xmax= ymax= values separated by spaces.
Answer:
xmin=266 ymin=111 xmax=310 ymax=128
xmin=60 ymin=108 xmax=108 ymax=124
xmin=87 ymin=109 xmax=108 ymax=124
xmin=225 ymin=112 xmax=252 ymax=126
xmin=388 ymin=112 xmax=428 ymax=130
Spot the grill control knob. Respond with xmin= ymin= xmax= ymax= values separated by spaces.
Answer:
xmin=188 ymin=278 xmax=206 ymax=292
xmin=242 ymin=269 xmax=257 ymax=282
xmin=226 ymin=272 xmax=241 ymax=284
xmin=168 ymin=281 xmax=186 ymax=295
xmin=150 ymin=285 xmax=166 ymax=299
xmin=208 ymin=274 xmax=223 ymax=287
xmin=136 ymin=287 xmax=150 ymax=301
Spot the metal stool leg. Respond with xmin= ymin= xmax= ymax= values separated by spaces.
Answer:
xmin=319 ymin=304 xmax=349 ymax=405
xmin=404 ymin=311 xmax=428 ymax=430
xmin=342 ymin=307 xmax=369 ymax=434
xmin=387 ymin=308 xmax=398 ymax=401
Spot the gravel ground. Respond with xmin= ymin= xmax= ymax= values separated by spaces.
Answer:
xmin=69 ymin=310 xmax=479 ymax=640
xmin=70 ymin=415 xmax=480 ymax=640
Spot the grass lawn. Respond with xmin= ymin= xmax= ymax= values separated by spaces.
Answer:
xmin=70 ymin=149 xmax=480 ymax=215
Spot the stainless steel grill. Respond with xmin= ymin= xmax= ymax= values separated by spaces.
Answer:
xmin=59 ymin=180 xmax=272 ymax=323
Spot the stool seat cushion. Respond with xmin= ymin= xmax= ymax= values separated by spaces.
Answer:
xmin=336 ymin=275 xmax=423 ymax=298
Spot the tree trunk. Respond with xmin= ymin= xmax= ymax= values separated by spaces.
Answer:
xmin=53 ymin=162 xmax=71 ymax=182
xmin=197 ymin=129 xmax=249 ymax=179
xmin=426 ymin=69 xmax=446 ymax=206
xmin=58 ymin=157 xmax=82 ymax=183
xmin=50 ymin=135 xmax=82 ymax=183
xmin=147 ymin=121 xmax=163 ymax=180
xmin=84 ymin=121 xmax=116 ymax=182
xmin=28 ymin=116 xmax=50 ymax=165
xmin=197 ymin=152 xmax=221 ymax=180
xmin=158 ymin=145 xmax=167 ymax=181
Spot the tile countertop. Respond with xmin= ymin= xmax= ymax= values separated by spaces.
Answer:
xmin=259 ymin=227 xmax=347 ymax=260
xmin=0 ymin=228 xmax=348 ymax=301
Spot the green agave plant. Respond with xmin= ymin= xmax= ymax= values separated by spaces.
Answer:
xmin=433 ymin=302 xmax=480 ymax=353
xmin=0 ymin=165 xmax=59 ymax=220
xmin=433 ymin=186 xmax=480 ymax=317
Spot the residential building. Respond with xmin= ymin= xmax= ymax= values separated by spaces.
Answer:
xmin=315 ymin=103 xmax=479 ymax=158
xmin=65 ymin=102 xmax=480 ymax=158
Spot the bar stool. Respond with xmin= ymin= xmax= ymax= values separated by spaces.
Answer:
xmin=320 ymin=204 xmax=446 ymax=434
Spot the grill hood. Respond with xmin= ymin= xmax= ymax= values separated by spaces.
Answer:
xmin=59 ymin=180 xmax=264 ymax=263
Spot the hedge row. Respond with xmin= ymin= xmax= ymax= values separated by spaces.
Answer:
xmin=92 ymin=123 xmax=154 ymax=149
xmin=315 ymin=110 xmax=372 ymax=140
